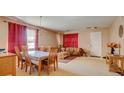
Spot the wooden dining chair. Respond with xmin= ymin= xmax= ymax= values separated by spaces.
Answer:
xmin=15 ymin=46 xmax=25 ymax=69
xmin=24 ymin=53 xmax=39 ymax=75
xmin=42 ymin=47 xmax=58 ymax=75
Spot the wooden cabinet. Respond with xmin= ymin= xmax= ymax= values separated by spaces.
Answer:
xmin=0 ymin=53 xmax=16 ymax=76
xmin=108 ymin=55 xmax=124 ymax=75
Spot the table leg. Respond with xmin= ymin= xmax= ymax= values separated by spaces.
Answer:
xmin=56 ymin=56 xmax=58 ymax=68
xmin=38 ymin=60 xmax=42 ymax=76
xmin=121 ymin=61 xmax=124 ymax=75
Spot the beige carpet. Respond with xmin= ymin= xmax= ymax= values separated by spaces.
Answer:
xmin=16 ymin=57 xmax=120 ymax=76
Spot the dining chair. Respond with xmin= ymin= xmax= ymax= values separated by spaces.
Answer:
xmin=42 ymin=47 xmax=58 ymax=75
xmin=15 ymin=46 xmax=25 ymax=69
xmin=24 ymin=53 xmax=39 ymax=75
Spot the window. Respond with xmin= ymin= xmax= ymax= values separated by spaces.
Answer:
xmin=63 ymin=33 xmax=78 ymax=48
xmin=27 ymin=29 xmax=35 ymax=49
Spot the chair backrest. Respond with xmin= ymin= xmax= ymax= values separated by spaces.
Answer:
xmin=25 ymin=53 xmax=32 ymax=66
xmin=47 ymin=46 xmax=51 ymax=52
xmin=22 ymin=45 xmax=28 ymax=56
xmin=48 ymin=47 xmax=58 ymax=65
xmin=15 ymin=46 xmax=23 ymax=61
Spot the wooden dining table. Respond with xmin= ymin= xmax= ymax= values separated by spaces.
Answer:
xmin=27 ymin=50 xmax=58 ymax=76
xmin=28 ymin=51 xmax=49 ymax=76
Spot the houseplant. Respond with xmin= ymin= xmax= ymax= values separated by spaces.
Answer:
xmin=107 ymin=42 xmax=119 ymax=54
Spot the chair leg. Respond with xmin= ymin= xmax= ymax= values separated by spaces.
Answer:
xmin=21 ymin=62 xmax=23 ymax=70
xmin=43 ymin=65 xmax=45 ymax=71
xmin=29 ymin=66 xmax=32 ymax=75
xmin=47 ymin=66 xmax=49 ymax=75
xmin=54 ymin=63 xmax=56 ymax=71
xmin=33 ymin=66 xmax=35 ymax=72
xmin=56 ymin=58 xmax=58 ymax=69
xmin=41 ymin=65 xmax=43 ymax=71
xmin=56 ymin=62 xmax=58 ymax=69
xmin=25 ymin=65 xmax=27 ymax=72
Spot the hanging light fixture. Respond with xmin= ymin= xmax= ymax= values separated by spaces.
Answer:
xmin=39 ymin=16 xmax=47 ymax=29
xmin=39 ymin=16 xmax=42 ymax=27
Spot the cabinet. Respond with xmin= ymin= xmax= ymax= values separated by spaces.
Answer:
xmin=0 ymin=53 xmax=16 ymax=76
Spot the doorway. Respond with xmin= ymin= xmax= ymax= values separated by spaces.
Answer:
xmin=90 ymin=32 xmax=102 ymax=57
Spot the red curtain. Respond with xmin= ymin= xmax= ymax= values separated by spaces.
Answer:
xmin=8 ymin=22 xmax=27 ymax=53
xmin=63 ymin=33 xmax=78 ymax=48
xmin=35 ymin=29 xmax=39 ymax=50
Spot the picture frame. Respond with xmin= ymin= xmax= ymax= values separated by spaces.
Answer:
xmin=119 ymin=25 xmax=123 ymax=38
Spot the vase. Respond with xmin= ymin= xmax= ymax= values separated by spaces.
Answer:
xmin=111 ymin=47 xmax=115 ymax=54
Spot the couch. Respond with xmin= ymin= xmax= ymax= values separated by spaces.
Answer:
xmin=39 ymin=46 xmax=87 ymax=59
xmin=58 ymin=51 xmax=69 ymax=59
xmin=61 ymin=47 xmax=86 ymax=57
xmin=65 ymin=47 xmax=80 ymax=56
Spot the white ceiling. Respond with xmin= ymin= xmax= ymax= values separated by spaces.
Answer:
xmin=14 ymin=16 xmax=116 ymax=32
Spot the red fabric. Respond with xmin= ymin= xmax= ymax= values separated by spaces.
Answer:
xmin=63 ymin=33 xmax=78 ymax=48
xmin=8 ymin=22 xmax=27 ymax=53
xmin=35 ymin=29 xmax=39 ymax=50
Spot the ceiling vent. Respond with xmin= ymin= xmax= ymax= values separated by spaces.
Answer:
xmin=86 ymin=26 xmax=98 ymax=30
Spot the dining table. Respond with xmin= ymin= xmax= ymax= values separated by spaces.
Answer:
xmin=28 ymin=51 xmax=49 ymax=76
xmin=27 ymin=50 xmax=58 ymax=76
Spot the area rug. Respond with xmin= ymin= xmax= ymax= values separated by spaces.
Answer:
xmin=59 ymin=56 xmax=77 ymax=63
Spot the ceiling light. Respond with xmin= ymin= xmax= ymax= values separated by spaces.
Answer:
xmin=39 ymin=16 xmax=42 ymax=26
xmin=86 ymin=26 xmax=98 ymax=30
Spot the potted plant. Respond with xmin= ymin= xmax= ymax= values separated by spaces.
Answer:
xmin=107 ymin=42 xmax=119 ymax=55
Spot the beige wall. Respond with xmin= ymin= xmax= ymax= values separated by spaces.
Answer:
xmin=110 ymin=17 xmax=124 ymax=55
xmin=38 ymin=29 xmax=58 ymax=47
xmin=101 ymin=28 xmax=110 ymax=56
xmin=0 ymin=20 xmax=8 ymax=51
xmin=64 ymin=28 xmax=110 ymax=57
